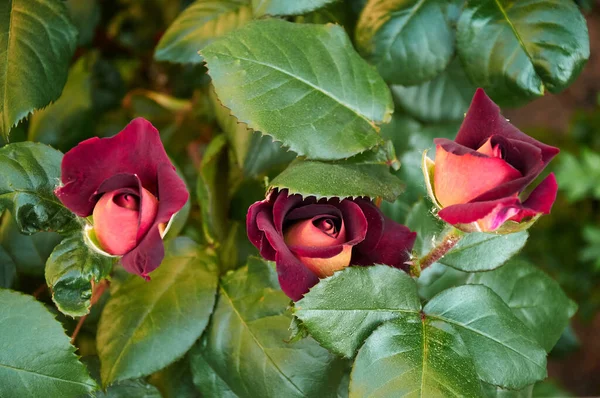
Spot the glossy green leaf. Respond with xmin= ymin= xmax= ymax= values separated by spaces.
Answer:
xmin=0 ymin=142 xmax=79 ymax=234
xmin=97 ymin=238 xmax=219 ymax=386
xmin=66 ymin=0 xmax=100 ymax=46
xmin=356 ymin=0 xmax=454 ymax=85
xmin=0 ymin=0 xmax=78 ymax=140
xmin=0 ymin=212 xmax=63 ymax=276
xmin=148 ymin=358 xmax=198 ymax=398
xmin=252 ymin=0 xmax=338 ymax=17
xmin=189 ymin=342 xmax=238 ymax=398
xmin=45 ymin=234 xmax=114 ymax=317
xmin=270 ymin=159 xmax=403 ymax=202
xmin=425 ymin=285 xmax=547 ymax=389
xmin=439 ymin=231 xmax=529 ymax=272
xmin=417 ymin=262 xmax=469 ymax=301
xmin=391 ymin=58 xmax=476 ymax=123
xmin=350 ymin=317 xmax=482 ymax=398
xmin=155 ymin=1 xmax=252 ymax=64
xmin=198 ymin=256 xmax=345 ymax=397
xmin=457 ymin=0 xmax=589 ymax=105
xmin=468 ymin=259 xmax=578 ymax=352
xmin=202 ymin=19 xmax=393 ymax=160
xmin=0 ymin=289 xmax=96 ymax=396
xmin=294 ymin=265 xmax=421 ymax=357
xmin=0 ymin=246 xmax=16 ymax=288
xmin=196 ymin=134 xmax=229 ymax=244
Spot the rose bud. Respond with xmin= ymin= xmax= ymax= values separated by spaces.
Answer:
xmin=247 ymin=189 xmax=417 ymax=301
xmin=55 ymin=118 xmax=189 ymax=278
xmin=423 ymin=88 xmax=559 ymax=233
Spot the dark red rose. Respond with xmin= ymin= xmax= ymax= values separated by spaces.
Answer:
xmin=423 ymin=89 xmax=559 ymax=233
xmin=247 ymin=189 xmax=417 ymax=301
xmin=55 ymin=118 xmax=189 ymax=278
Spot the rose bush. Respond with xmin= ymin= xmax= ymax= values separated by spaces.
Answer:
xmin=55 ymin=118 xmax=189 ymax=278
xmin=247 ymin=189 xmax=416 ymax=300
xmin=423 ymin=89 xmax=560 ymax=233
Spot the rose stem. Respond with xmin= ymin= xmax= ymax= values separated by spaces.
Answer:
xmin=411 ymin=228 xmax=463 ymax=277
xmin=70 ymin=279 xmax=109 ymax=345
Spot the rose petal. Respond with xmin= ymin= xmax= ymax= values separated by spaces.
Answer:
xmin=273 ymin=190 xmax=303 ymax=234
xmin=286 ymin=204 xmax=342 ymax=222
xmin=93 ymin=189 xmax=139 ymax=255
xmin=296 ymin=245 xmax=352 ymax=278
xmin=438 ymin=197 xmax=522 ymax=232
xmin=510 ymin=173 xmax=558 ymax=222
xmin=353 ymin=199 xmax=384 ymax=253
xmin=284 ymin=217 xmax=346 ymax=247
xmin=247 ymin=199 xmax=276 ymax=260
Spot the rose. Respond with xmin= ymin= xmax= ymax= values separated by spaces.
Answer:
xmin=423 ymin=89 xmax=559 ymax=233
xmin=55 ymin=118 xmax=189 ymax=278
xmin=247 ymin=189 xmax=416 ymax=300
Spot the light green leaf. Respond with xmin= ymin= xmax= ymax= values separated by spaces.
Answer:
xmin=270 ymin=159 xmax=403 ymax=201
xmin=202 ymin=19 xmax=393 ymax=160
xmin=294 ymin=265 xmax=421 ymax=357
xmin=417 ymin=262 xmax=469 ymax=301
xmin=457 ymin=0 xmax=589 ymax=105
xmin=45 ymin=234 xmax=114 ymax=317
xmin=253 ymin=0 xmax=339 ymax=17
xmin=439 ymin=231 xmax=529 ymax=272
xmin=356 ymin=0 xmax=455 ymax=85
xmin=391 ymin=58 xmax=476 ymax=123
xmin=0 ymin=289 xmax=96 ymax=396
xmin=0 ymin=0 xmax=78 ymax=140
xmin=0 ymin=142 xmax=79 ymax=234
xmin=97 ymin=238 xmax=219 ymax=386
xmin=155 ymin=1 xmax=252 ymax=64
xmin=468 ymin=259 xmax=578 ymax=352
xmin=350 ymin=317 xmax=482 ymax=398
xmin=198 ymin=256 xmax=345 ymax=397
xmin=425 ymin=285 xmax=547 ymax=389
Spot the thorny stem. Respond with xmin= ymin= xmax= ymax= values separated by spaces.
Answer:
xmin=70 ymin=279 xmax=109 ymax=344
xmin=410 ymin=228 xmax=463 ymax=277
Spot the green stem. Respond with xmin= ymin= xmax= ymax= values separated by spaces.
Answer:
xmin=411 ymin=228 xmax=463 ymax=277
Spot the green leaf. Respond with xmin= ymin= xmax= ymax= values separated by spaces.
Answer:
xmin=425 ymin=285 xmax=547 ymax=389
xmin=350 ymin=317 xmax=482 ymax=397
xmin=356 ymin=0 xmax=455 ymax=85
xmin=0 ymin=289 xmax=96 ymax=396
xmin=481 ymin=381 xmax=534 ymax=398
xmin=0 ymin=212 xmax=63 ymax=276
xmin=391 ymin=58 xmax=476 ymax=123
xmin=155 ymin=1 xmax=252 ymax=64
xmin=417 ymin=262 xmax=469 ymax=301
xmin=0 ymin=245 xmax=16 ymax=288
xmin=189 ymin=343 xmax=238 ymax=398
xmin=148 ymin=358 xmax=198 ymax=398
xmin=198 ymin=256 xmax=345 ymax=397
xmin=405 ymin=200 xmax=446 ymax=257
xmin=45 ymin=234 xmax=114 ymax=317
xmin=202 ymin=19 xmax=393 ymax=160
xmin=66 ymin=0 xmax=100 ymax=46
xmin=0 ymin=0 xmax=78 ymax=140
xmin=0 ymin=142 xmax=79 ymax=234
xmin=457 ymin=0 xmax=589 ymax=105
xmin=252 ymin=0 xmax=338 ymax=17
xmin=294 ymin=265 xmax=421 ymax=357
xmin=270 ymin=159 xmax=403 ymax=202
xmin=97 ymin=238 xmax=219 ymax=386
xmin=439 ymin=231 xmax=529 ymax=272
xmin=468 ymin=259 xmax=578 ymax=352
xmin=196 ymin=134 xmax=230 ymax=244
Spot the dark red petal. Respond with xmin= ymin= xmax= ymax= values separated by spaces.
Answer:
xmin=154 ymin=163 xmax=189 ymax=223
xmin=273 ymin=190 xmax=303 ymax=234
xmin=286 ymin=204 xmax=342 ymax=221
xmin=338 ymin=200 xmax=368 ymax=244
xmin=353 ymin=199 xmax=385 ymax=253
xmin=55 ymin=118 xmax=174 ymax=216
xmin=288 ymin=244 xmax=344 ymax=259
xmin=437 ymin=197 xmax=521 ymax=226
xmin=246 ymin=199 xmax=275 ymax=259
xmin=275 ymin=250 xmax=320 ymax=302
xmin=511 ymin=173 xmax=558 ymax=222
xmin=352 ymin=218 xmax=416 ymax=270
xmin=455 ymin=89 xmax=559 ymax=165
xmin=121 ymin=227 xmax=163 ymax=279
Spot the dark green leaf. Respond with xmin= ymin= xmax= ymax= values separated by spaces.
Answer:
xmin=252 ymin=0 xmax=338 ymax=17
xmin=189 ymin=344 xmax=238 ymax=398
xmin=457 ymin=0 xmax=589 ymax=105
xmin=0 ymin=245 xmax=16 ymax=288
xmin=202 ymin=19 xmax=393 ymax=160
xmin=97 ymin=238 xmax=219 ymax=386
xmin=148 ymin=357 xmax=199 ymax=398
xmin=439 ymin=231 xmax=529 ymax=272
xmin=350 ymin=317 xmax=482 ymax=397
xmin=45 ymin=234 xmax=114 ymax=317
xmin=0 ymin=0 xmax=78 ymax=140
xmin=196 ymin=134 xmax=229 ymax=244
xmin=294 ymin=265 xmax=421 ymax=357
xmin=425 ymin=285 xmax=547 ymax=389
xmin=391 ymin=58 xmax=476 ymax=123
xmin=468 ymin=259 xmax=578 ymax=352
xmin=66 ymin=0 xmax=100 ymax=46
xmin=155 ymin=1 xmax=252 ymax=64
xmin=198 ymin=256 xmax=345 ymax=397
xmin=0 ymin=289 xmax=96 ymax=396
xmin=0 ymin=142 xmax=79 ymax=234
xmin=356 ymin=0 xmax=455 ymax=85
xmin=532 ymin=379 xmax=573 ymax=397
xmin=481 ymin=381 xmax=534 ymax=398
xmin=270 ymin=160 xmax=403 ymax=202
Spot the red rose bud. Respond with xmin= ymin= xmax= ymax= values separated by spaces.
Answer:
xmin=423 ymin=89 xmax=559 ymax=233
xmin=247 ymin=189 xmax=416 ymax=301
xmin=55 ymin=118 xmax=189 ymax=278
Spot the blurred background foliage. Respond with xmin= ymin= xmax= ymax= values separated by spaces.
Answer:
xmin=1 ymin=0 xmax=599 ymax=396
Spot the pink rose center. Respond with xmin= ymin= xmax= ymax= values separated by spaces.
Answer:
xmin=113 ymin=193 xmax=140 ymax=211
